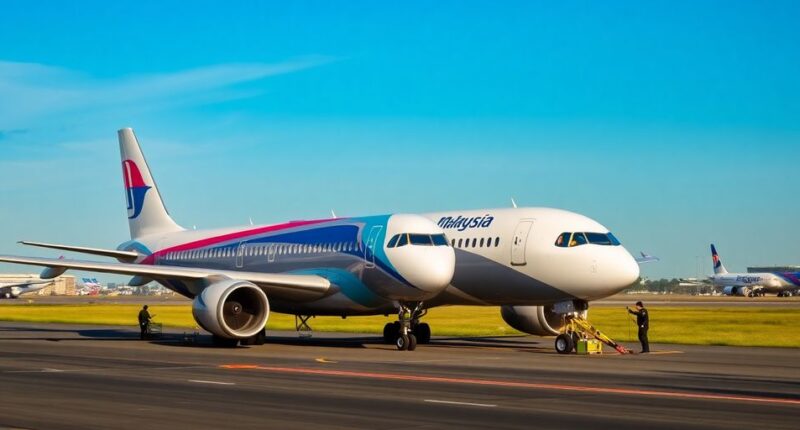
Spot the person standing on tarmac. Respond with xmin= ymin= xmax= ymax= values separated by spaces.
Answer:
xmin=138 ymin=305 xmax=152 ymax=340
xmin=627 ymin=301 xmax=650 ymax=353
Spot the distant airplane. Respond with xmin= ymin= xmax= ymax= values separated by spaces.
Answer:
xmin=0 ymin=279 xmax=52 ymax=299
xmin=708 ymin=244 xmax=799 ymax=297
xmin=636 ymin=252 xmax=660 ymax=264
xmin=0 ymin=128 xmax=641 ymax=351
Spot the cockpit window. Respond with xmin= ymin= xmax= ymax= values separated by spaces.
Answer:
xmin=396 ymin=234 xmax=409 ymax=247
xmin=409 ymin=234 xmax=433 ymax=245
xmin=585 ymin=232 xmax=612 ymax=245
xmin=569 ymin=232 xmax=588 ymax=247
xmin=556 ymin=232 xmax=621 ymax=248
xmin=431 ymin=234 xmax=449 ymax=246
xmin=555 ymin=232 xmax=570 ymax=248
xmin=387 ymin=233 xmax=450 ymax=248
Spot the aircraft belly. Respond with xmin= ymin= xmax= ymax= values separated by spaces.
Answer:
xmin=438 ymin=250 xmax=574 ymax=305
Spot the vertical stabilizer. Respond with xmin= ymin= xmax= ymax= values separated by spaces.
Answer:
xmin=118 ymin=128 xmax=184 ymax=239
xmin=710 ymin=244 xmax=728 ymax=275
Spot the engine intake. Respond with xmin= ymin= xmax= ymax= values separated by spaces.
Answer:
xmin=500 ymin=305 xmax=566 ymax=336
xmin=192 ymin=280 xmax=269 ymax=339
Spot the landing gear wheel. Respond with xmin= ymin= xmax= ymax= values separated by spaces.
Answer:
xmin=407 ymin=333 xmax=417 ymax=351
xmin=241 ymin=329 xmax=266 ymax=346
xmin=384 ymin=322 xmax=400 ymax=344
xmin=396 ymin=334 xmax=410 ymax=351
xmin=555 ymin=333 xmax=574 ymax=354
xmin=415 ymin=323 xmax=431 ymax=344
xmin=212 ymin=335 xmax=239 ymax=348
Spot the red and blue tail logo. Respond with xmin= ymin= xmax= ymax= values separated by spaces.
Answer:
xmin=710 ymin=244 xmax=721 ymax=269
xmin=122 ymin=160 xmax=151 ymax=219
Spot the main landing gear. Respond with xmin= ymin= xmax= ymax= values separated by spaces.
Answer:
xmin=383 ymin=303 xmax=430 ymax=351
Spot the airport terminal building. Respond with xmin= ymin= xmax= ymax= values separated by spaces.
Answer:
xmin=0 ymin=274 xmax=76 ymax=296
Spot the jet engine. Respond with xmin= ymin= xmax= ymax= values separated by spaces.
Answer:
xmin=500 ymin=305 xmax=567 ymax=336
xmin=192 ymin=280 xmax=269 ymax=339
xmin=723 ymin=286 xmax=751 ymax=297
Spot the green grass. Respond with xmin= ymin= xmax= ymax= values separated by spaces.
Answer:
xmin=1 ymin=304 xmax=797 ymax=347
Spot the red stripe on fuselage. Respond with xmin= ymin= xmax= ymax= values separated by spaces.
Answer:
xmin=140 ymin=218 xmax=339 ymax=264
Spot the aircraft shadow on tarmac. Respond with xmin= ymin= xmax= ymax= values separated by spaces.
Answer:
xmin=0 ymin=324 xmax=556 ymax=352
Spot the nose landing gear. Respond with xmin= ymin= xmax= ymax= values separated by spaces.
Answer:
xmin=383 ymin=303 xmax=428 ymax=350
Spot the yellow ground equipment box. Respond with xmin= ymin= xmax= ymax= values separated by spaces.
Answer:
xmin=576 ymin=339 xmax=603 ymax=355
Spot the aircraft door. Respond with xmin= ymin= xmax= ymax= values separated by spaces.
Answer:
xmin=511 ymin=220 xmax=534 ymax=266
xmin=267 ymin=244 xmax=277 ymax=263
xmin=364 ymin=225 xmax=383 ymax=269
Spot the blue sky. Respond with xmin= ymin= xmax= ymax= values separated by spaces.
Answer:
xmin=1 ymin=1 xmax=799 ymax=282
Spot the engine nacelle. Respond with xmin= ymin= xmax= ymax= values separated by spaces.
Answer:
xmin=500 ymin=305 xmax=566 ymax=336
xmin=192 ymin=280 xmax=269 ymax=339
xmin=723 ymin=286 xmax=751 ymax=297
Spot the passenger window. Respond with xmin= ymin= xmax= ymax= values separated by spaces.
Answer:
xmin=388 ymin=234 xmax=400 ymax=248
xmin=451 ymin=239 xmax=455 ymax=247
xmin=458 ymin=238 xmax=463 ymax=248
xmin=472 ymin=238 xmax=477 ymax=248
xmin=570 ymin=232 xmax=588 ymax=247
xmin=495 ymin=237 xmax=500 ymax=247
xmin=555 ymin=232 xmax=570 ymax=248
xmin=397 ymin=234 xmax=409 ymax=247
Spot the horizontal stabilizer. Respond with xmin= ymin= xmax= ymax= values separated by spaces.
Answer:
xmin=19 ymin=241 xmax=140 ymax=262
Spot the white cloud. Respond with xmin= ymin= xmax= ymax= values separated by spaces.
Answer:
xmin=0 ymin=56 xmax=335 ymax=129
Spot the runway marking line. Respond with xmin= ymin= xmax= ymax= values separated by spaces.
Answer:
xmin=424 ymin=399 xmax=497 ymax=408
xmin=188 ymin=379 xmax=235 ymax=386
xmin=315 ymin=358 xmax=337 ymax=364
xmin=220 ymin=364 xmax=800 ymax=407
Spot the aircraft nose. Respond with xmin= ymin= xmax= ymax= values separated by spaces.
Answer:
xmin=395 ymin=246 xmax=455 ymax=293
xmin=614 ymin=248 xmax=641 ymax=289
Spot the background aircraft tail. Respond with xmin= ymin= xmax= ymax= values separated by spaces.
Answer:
xmin=710 ymin=244 xmax=728 ymax=275
xmin=118 ymin=128 xmax=184 ymax=239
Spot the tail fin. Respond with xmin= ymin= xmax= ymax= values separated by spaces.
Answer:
xmin=710 ymin=244 xmax=728 ymax=275
xmin=118 ymin=128 xmax=183 ymax=239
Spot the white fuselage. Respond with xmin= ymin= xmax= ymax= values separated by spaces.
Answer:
xmin=710 ymin=273 xmax=794 ymax=293
xmin=421 ymin=207 xmax=640 ymax=306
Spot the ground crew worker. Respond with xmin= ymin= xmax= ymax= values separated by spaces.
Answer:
xmin=626 ymin=301 xmax=650 ymax=353
xmin=138 ymin=305 xmax=152 ymax=340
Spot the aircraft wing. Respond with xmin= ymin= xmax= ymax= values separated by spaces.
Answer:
xmin=0 ymin=255 xmax=331 ymax=299
xmin=18 ymin=241 xmax=140 ymax=262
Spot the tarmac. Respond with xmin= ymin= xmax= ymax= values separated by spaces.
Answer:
xmin=0 ymin=321 xmax=797 ymax=429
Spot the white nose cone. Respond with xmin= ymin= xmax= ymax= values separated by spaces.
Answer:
xmin=616 ymin=249 xmax=641 ymax=288
xmin=395 ymin=246 xmax=456 ymax=293
xmin=384 ymin=214 xmax=456 ymax=294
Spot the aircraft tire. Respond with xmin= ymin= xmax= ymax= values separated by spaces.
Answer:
xmin=555 ymin=333 xmax=574 ymax=354
xmin=396 ymin=334 xmax=410 ymax=351
xmin=384 ymin=322 xmax=399 ymax=344
xmin=415 ymin=323 xmax=431 ymax=344
xmin=407 ymin=334 xmax=417 ymax=351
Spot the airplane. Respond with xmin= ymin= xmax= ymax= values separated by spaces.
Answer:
xmin=708 ymin=244 xmax=799 ymax=297
xmin=0 ymin=279 xmax=52 ymax=299
xmin=0 ymin=128 xmax=641 ymax=351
